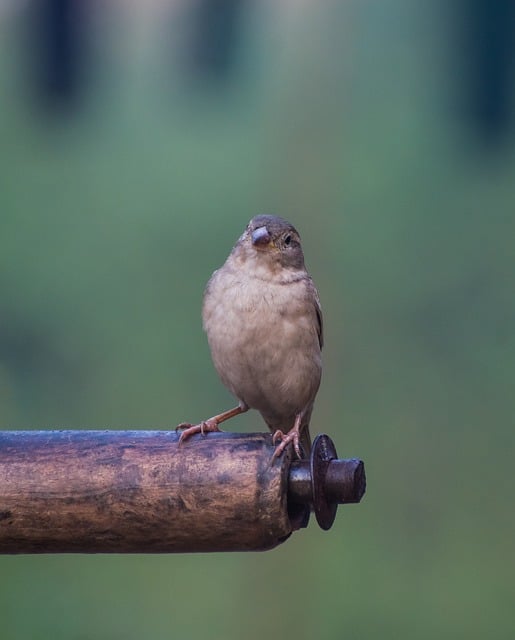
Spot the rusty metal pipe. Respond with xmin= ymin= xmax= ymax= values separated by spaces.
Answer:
xmin=0 ymin=430 xmax=365 ymax=553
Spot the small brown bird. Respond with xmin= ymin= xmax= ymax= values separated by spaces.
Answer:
xmin=177 ymin=214 xmax=323 ymax=460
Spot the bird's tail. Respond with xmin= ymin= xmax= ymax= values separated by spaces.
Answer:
xmin=299 ymin=425 xmax=312 ymax=458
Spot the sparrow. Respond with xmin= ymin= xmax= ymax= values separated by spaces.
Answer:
xmin=177 ymin=214 xmax=323 ymax=461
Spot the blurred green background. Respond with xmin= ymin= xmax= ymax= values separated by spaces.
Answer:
xmin=1 ymin=2 xmax=514 ymax=638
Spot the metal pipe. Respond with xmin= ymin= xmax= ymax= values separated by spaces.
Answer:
xmin=0 ymin=430 xmax=365 ymax=553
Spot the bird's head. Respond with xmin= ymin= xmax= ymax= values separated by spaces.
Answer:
xmin=237 ymin=214 xmax=305 ymax=271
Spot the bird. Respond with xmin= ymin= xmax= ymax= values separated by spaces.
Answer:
xmin=177 ymin=214 xmax=323 ymax=461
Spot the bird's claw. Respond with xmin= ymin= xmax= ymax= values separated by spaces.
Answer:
xmin=176 ymin=419 xmax=222 ymax=445
xmin=271 ymin=428 xmax=302 ymax=462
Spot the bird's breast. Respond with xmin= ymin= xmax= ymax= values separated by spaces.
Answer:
xmin=202 ymin=266 xmax=322 ymax=421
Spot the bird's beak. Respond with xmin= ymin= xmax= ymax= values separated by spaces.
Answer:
xmin=251 ymin=226 xmax=272 ymax=247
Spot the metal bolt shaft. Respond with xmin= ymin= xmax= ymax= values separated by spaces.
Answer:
xmin=287 ymin=434 xmax=366 ymax=530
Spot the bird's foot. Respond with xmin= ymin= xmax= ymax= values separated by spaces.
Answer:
xmin=176 ymin=404 xmax=248 ymax=446
xmin=271 ymin=427 xmax=302 ymax=462
xmin=176 ymin=418 xmax=222 ymax=445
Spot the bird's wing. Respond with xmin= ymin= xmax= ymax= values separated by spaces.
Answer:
xmin=314 ymin=285 xmax=323 ymax=350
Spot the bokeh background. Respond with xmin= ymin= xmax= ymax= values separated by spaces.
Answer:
xmin=1 ymin=1 xmax=515 ymax=638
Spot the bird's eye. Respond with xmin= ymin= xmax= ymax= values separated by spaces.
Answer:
xmin=284 ymin=234 xmax=292 ymax=246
